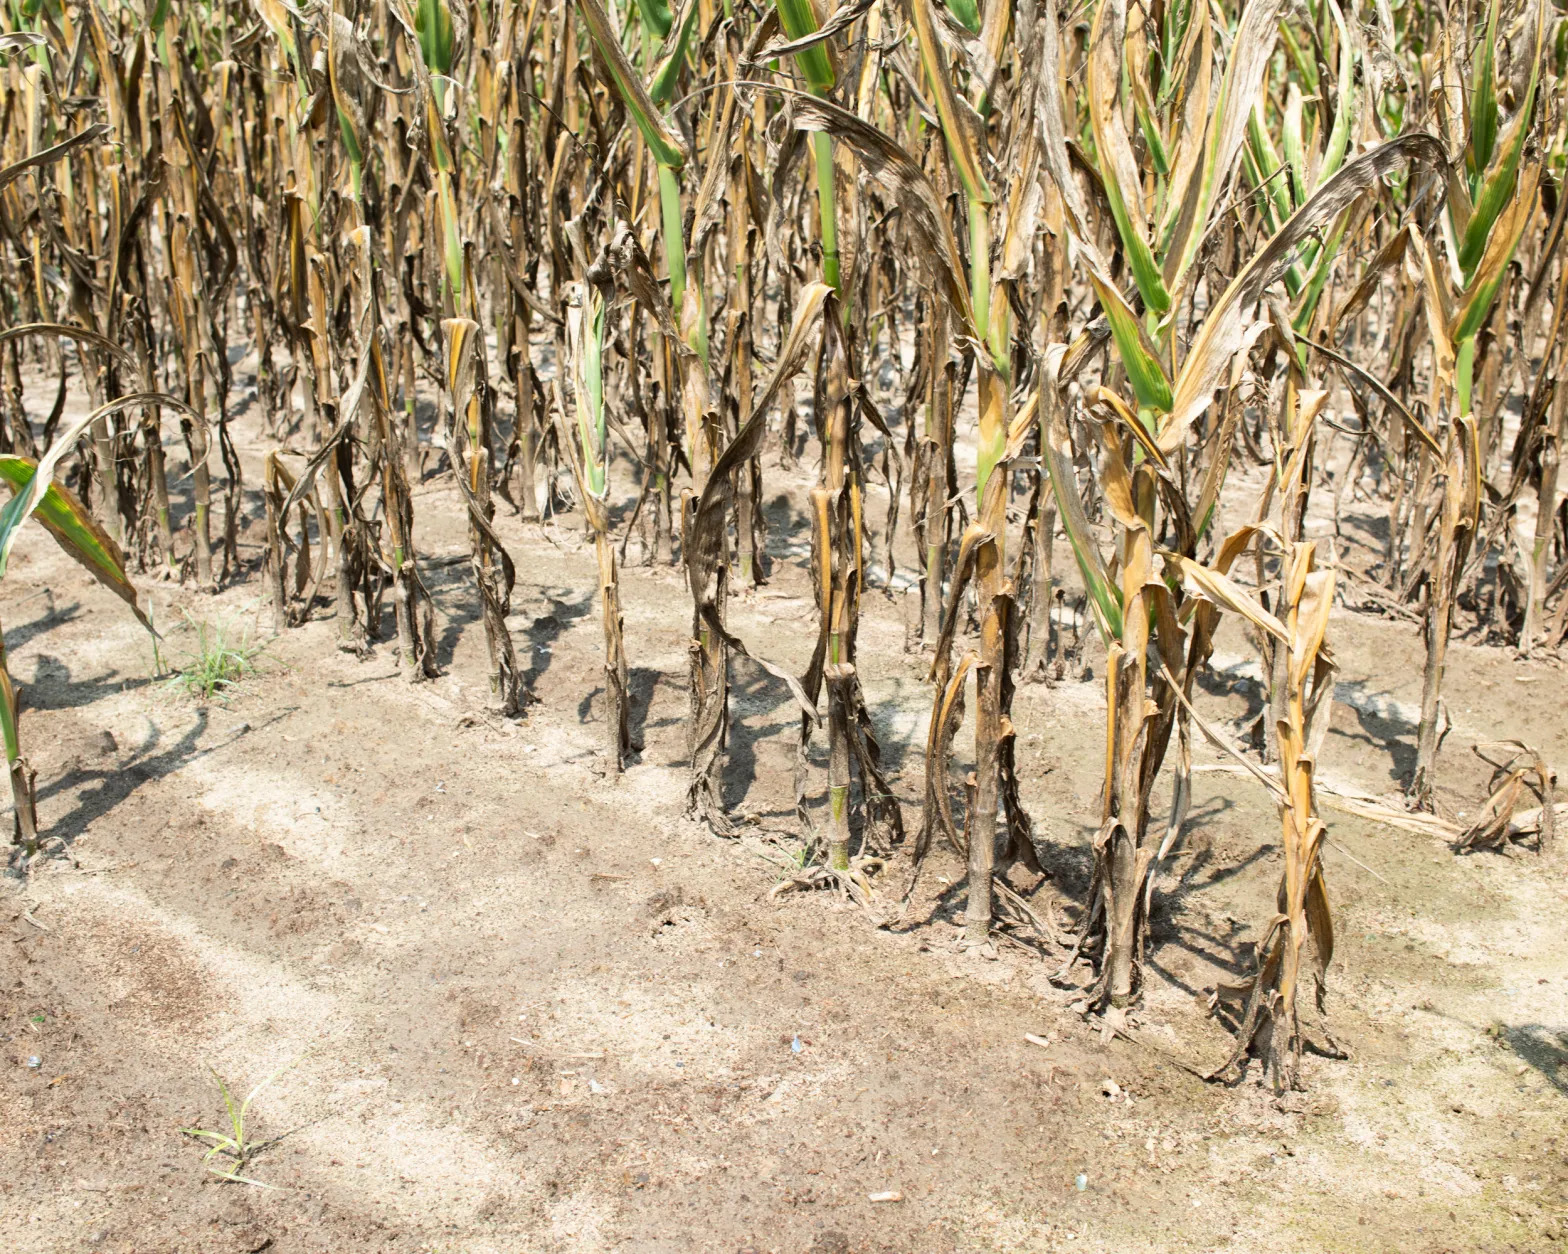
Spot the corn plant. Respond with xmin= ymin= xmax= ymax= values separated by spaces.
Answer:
xmin=1203 ymin=382 xmax=1343 ymax=1089
xmin=1405 ymin=0 xmax=1548 ymax=807
xmin=577 ymin=0 xmax=733 ymax=820
xmin=559 ymin=236 xmax=632 ymax=767
xmin=180 ymin=1057 xmax=301 ymax=1187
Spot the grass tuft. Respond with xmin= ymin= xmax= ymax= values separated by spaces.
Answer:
xmin=179 ymin=1057 xmax=302 ymax=1187
xmin=164 ymin=614 xmax=266 ymax=704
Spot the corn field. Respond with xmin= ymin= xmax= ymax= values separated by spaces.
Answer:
xmin=0 ymin=0 xmax=1564 ymax=1096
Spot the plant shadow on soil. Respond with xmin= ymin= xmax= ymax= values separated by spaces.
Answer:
xmin=1195 ymin=661 xmax=1419 ymax=786
xmin=1506 ymin=1024 xmax=1568 ymax=1094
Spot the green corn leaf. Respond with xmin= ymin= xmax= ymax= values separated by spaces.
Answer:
xmin=650 ymin=0 xmax=699 ymax=106
xmin=1292 ymin=210 xmax=1351 ymax=331
xmin=1279 ymin=20 xmax=1318 ymax=93
xmin=1131 ymin=78 xmax=1171 ymax=178
xmin=1090 ymin=273 xmax=1174 ymax=413
xmin=1136 ymin=113 xmax=1172 ymax=181
xmin=334 ymin=104 xmax=364 ymax=171
xmin=1247 ymin=101 xmax=1293 ymax=222
xmin=0 ymin=393 xmax=195 ymax=583
xmin=578 ymin=0 xmax=687 ymax=170
xmin=635 ymin=0 xmax=674 ymax=40
xmin=1157 ymin=0 xmax=1188 ymax=83
xmin=774 ymin=0 xmax=836 ymax=94
xmin=327 ymin=13 xmax=365 ymax=197
xmin=0 ymin=457 xmax=151 ymax=631
xmin=0 ymin=391 xmax=195 ymax=626
xmin=1161 ymin=134 xmax=1447 ymax=453
xmin=0 ymin=653 xmax=19 ymax=763
xmin=1087 ymin=0 xmax=1169 ymax=314
xmin=943 ymin=0 xmax=982 ymax=34
xmin=1468 ymin=0 xmax=1501 ymax=179
xmin=1282 ymin=83 xmax=1307 ymax=206
xmin=1456 ymin=51 xmax=1540 ymax=283
xmin=1455 ymin=1 xmax=1542 ymax=282
xmin=1241 ymin=140 xmax=1280 ymax=236
xmin=413 ymin=0 xmax=455 ymax=77
xmin=1041 ymin=373 xmax=1128 ymax=642
xmin=1319 ymin=0 xmax=1355 ymax=185
xmin=1452 ymin=161 xmax=1538 ymax=341
xmin=910 ymin=0 xmax=993 ymax=205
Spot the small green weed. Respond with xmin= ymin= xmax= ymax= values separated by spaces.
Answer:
xmin=164 ymin=614 xmax=266 ymax=703
xmin=180 ymin=1058 xmax=299 ymax=1187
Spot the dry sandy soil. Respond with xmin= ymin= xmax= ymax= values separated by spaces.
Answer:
xmin=2 ymin=357 xmax=1567 ymax=1254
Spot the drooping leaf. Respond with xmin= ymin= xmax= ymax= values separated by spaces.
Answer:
xmin=781 ymin=91 xmax=974 ymax=332
xmin=1039 ymin=345 xmax=1122 ymax=642
xmin=757 ymin=0 xmax=872 ymax=68
xmin=1165 ymin=0 xmax=1288 ymax=289
xmin=1086 ymin=0 xmax=1168 ymax=314
xmin=0 ymin=458 xmax=150 ymax=631
xmin=685 ymin=280 xmax=835 ymax=614
xmin=1160 ymin=134 xmax=1448 ymax=453
xmin=0 ymin=391 xmax=198 ymax=594
xmin=1089 ymin=273 xmax=1173 ymax=413
xmin=0 ymin=123 xmax=110 ymax=198
xmin=1165 ymin=553 xmax=1290 ymax=643
xmin=0 ymin=322 xmax=141 ymax=384
xmin=578 ymin=0 xmax=688 ymax=170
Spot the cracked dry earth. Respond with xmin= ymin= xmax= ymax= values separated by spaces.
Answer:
xmin=3 ymin=388 xmax=1568 ymax=1253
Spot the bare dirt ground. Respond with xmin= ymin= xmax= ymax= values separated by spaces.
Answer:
xmin=3 ymin=359 xmax=1568 ymax=1253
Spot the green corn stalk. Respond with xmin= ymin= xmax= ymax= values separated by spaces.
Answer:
xmin=578 ymin=0 xmax=727 ymax=811
xmin=414 ymin=0 xmax=456 ymax=107
xmin=577 ymin=0 xmax=697 ymax=350
xmin=773 ymin=0 xmax=842 ymax=299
